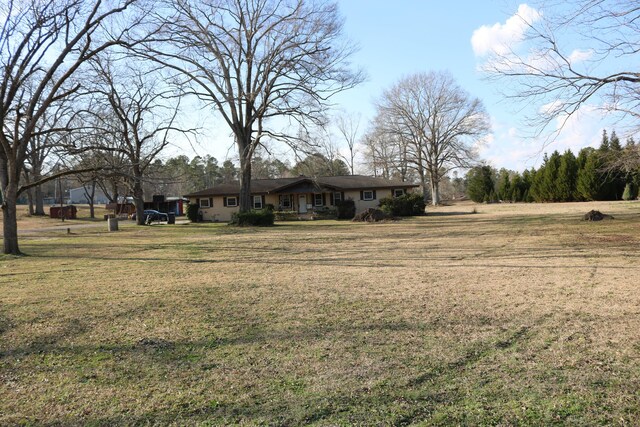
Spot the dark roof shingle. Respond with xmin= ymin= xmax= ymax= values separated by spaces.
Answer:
xmin=184 ymin=175 xmax=418 ymax=197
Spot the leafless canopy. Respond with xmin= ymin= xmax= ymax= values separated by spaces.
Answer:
xmin=0 ymin=0 xmax=140 ymax=254
xmin=73 ymin=55 xmax=194 ymax=224
xmin=336 ymin=112 xmax=360 ymax=175
xmin=482 ymin=0 xmax=640 ymax=134
xmin=374 ymin=71 xmax=489 ymax=205
xmin=139 ymin=0 xmax=363 ymax=210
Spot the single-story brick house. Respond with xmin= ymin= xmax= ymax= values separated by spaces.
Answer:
xmin=185 ymin=175 xmax=419 ymax=222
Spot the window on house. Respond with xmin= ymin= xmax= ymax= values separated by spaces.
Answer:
xmin=281 ymin=194 xmax=291 ymax=208
xmin=363 ymin=190 xmax=375 ymax=201
xmin=253 ymin=195 xmax=263 ymax=209
xmin=333 ymin=192 xmax=342 ymax=203
xmin=314 ymin=193 xmax=323 ymax=206
xmin=393 ymin=189 xmax=405 ymax=197
xmin=226 ymin=196 xmax=238 ymax=207
xmin=199 ymin=198 xmax=210 ymax=208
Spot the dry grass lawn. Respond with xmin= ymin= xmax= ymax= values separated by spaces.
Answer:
xmin=1 ymin=201 xmax=640 ymax=425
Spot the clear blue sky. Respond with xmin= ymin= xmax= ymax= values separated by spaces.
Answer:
xmin=186 ymin=1 xmax=618 ymax=172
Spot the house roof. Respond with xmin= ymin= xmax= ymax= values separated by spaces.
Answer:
xmin=184 ymin=175 xmax=419 ymax=197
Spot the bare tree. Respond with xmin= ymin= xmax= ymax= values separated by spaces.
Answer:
xmin=83 ymin=57 xmax=190 ymax=225
xmin=0 ymin=0 xmax=140 ymax=254
xmin=139 ymin=0 xmax=363 ymax=212
xmin=361 ymin=130 xmax=391 ymax=179
xmin=374 ymin=72 xmax=490 ymax=205
xmin=336 ymin=112 xmax=360 ymax=175
xmin=362 ymin=118 xmax=414 ymax=182
xmin=73 ymin=150 xmax=110 ymax=219
xmin=482 ymin=1 xmax=640 ymax=134
xmin=23 ymin=99 xmax=75 ymax=216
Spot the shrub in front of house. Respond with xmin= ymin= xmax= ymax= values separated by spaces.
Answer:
xmin=379 ymin=193 xmax=426 ymax=216
xmin=312 ymin=207 xmax=337 ymax=220
xmin=274 ymin=210 xmax=299 ymax=221
xmin=230 ymin=209 xmax=275 ymax=226
xmin=335 ymin=199 xmax=356 ymax=219
xmin=186 ymin=203 xmax=200 ymax=222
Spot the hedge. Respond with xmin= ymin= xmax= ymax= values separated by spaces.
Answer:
xmin=186 ymin=203 xmax=200 ymax=222
xmin=379 ymin=193 xmax=425 ymax=216
xmin=230 ymin=209 xmax=275 ymax=226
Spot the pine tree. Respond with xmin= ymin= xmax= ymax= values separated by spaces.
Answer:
xmin=521 ymin=169 xmax=534 ymax=202
xmin=466 ymin=166 xmax=495 ymax=203
xmin=610 ymin=130 xmax=622 ymax=151
xmin=541 ymin=151 xmax=562 ymax=201
xmin=557 ymin=150 xmax=578 ymax=201
xmin=510 ymin=173 xmax=523 ymax=202
xmin=496 ymin=169 xmax=511 ymax=202
xmin=576 ymin=148 xmax=602 ymax=201
xmin=599 ymin=129 xmax=610 ymax=152
xmin=595 ymin=130 xmax=619 ymax=200
xmin=608 ymin=130 xmax=626 ymax=199
xmin=529 ymin=162 xmax=546 ymax=202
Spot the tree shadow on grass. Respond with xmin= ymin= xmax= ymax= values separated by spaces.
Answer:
xmin=425 ymin=211 xmax=477 ymax=217
xmin=1 ymin=309 xmax=548 ymax=426
xmin=0 ymin=312 xmax=544 ymax=426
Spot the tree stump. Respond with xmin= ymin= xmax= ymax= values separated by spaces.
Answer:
xmin=583 ymin=210 xmax=613 ymax=221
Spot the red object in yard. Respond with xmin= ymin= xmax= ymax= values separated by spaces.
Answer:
xmin=49 ymin=205 xmax=77 ymax=219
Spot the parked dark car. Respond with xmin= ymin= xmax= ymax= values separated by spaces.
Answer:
xmin=131 ymin=210 xmax=168 ymax=222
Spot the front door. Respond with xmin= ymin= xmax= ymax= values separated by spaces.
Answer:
xmin=298 ymin=195 xmax=307 ymax=213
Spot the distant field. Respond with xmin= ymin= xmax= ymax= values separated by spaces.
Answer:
xmin=2 ymin=201 xmax=640 ymax=425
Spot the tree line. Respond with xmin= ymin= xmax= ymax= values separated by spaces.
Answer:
xmin=3 ymin=0 xmax=639 ymax=255
xmin=0 ymin=0 xmax=362 ymax=254
xmin=467 ymin=130 xmax=640 ymax=203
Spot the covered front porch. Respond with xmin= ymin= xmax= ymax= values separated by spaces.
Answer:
xmin=268 ymin=180 xmax=344 ymax=214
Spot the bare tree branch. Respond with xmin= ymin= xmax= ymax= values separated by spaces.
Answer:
xmin=134 ymin=0 xmax=363 ymax=211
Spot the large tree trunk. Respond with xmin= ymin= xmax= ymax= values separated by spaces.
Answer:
xmin=238 ymin=137 xmax=252 ymax=212
xmin=34 ymin=184 xmax=45 ymax=215
xmin=85 ymin=181 xmax=96 ymax=219
xmin=30 ymin=168 xmax=45 ymax=215
xmin=430 ymin=179 xmax=440 ymax=206
xmin=419 ymin=169 xmax=429 ymax=204
xmin=133 ymin=175 xmax=145 ymax=225
xmin=239 ymin=160 xmax=252 ymax=212
xmin=26 ymin=188 xmax=34 ymax=216
xmin=2 ymin=182 xmax=20 ymax=255
xmin=22 ymin=170 xmax=34 ymax=215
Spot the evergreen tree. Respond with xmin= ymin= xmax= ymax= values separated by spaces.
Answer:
xmin=521 ymin=169 xmax=534 ymax=202
xmin=496 ymin=169 xmax=511 ymax=202
xmin=610 ymin=130 xmax=623 ymax=152
xmin=466 ymin=166 xmax=495 ymax=203
xmin=608 ymin=130 xmax=626 ymax=199
xmin=599 ymin=129 xmax=610 ymax=152
xmin=220 ymin=160 xmax=239 ymax=183
xmin=510 ymin=173 xmax=525 ymax=202
xmin=557 ymin=150 xmax=578 ymax=202
xmin=542 ymin=151 xmax=562 ymax=201
xmin=576 ymin=148 xmax=602 ymax=201
xmin=529 ymin=162 xmax=546 ymax=202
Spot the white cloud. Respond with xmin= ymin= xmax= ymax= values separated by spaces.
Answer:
xmin=548 ymin=104 xmax=605 ymax=152
xmin=471 ymin=4 xmax=542 ymax=57
xmin=568 ymin=49 xmax=593 ymax=65
xmin=479 ymin=105 xmax=610 ymax=171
